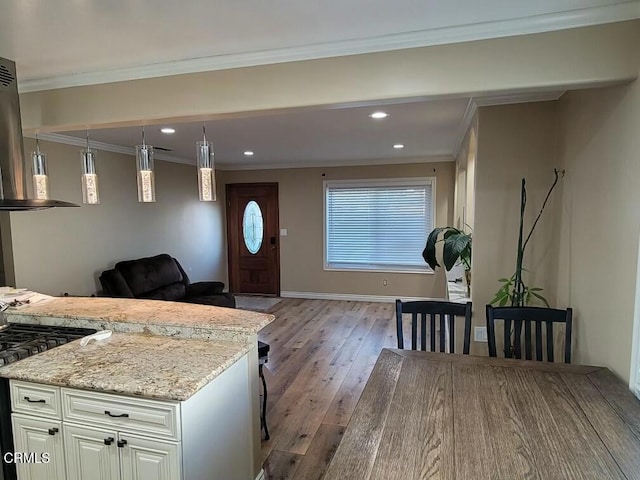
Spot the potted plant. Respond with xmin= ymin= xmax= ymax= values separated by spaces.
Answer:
xmin=490 ymin=169 xmax=564 ymax=307
xmin=490 ymin=169 xmax=564 ymax=357
xmin=422 ymin=227 xmax=472 ymax=296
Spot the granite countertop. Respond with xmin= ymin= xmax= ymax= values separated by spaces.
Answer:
xmin=3 ymin=297 xmax=273 ymax=342
xmin=0 ymin=333 xmax=251 ymax=401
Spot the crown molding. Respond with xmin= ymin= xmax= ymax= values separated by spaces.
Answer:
xmin=451 ymin=99 xmax=478 ymax=159
xmin=18 ymin=2 xmax=640 ymax=93
xmin=216 ymin=154 xmax=454 ymax=171
xmin=473 ymin=90 xmax=566 ymax=106
xmin=29 ymin=132 xmax=194 ymax=166
xmin=30 ymin=132 xmax=453 ymax=170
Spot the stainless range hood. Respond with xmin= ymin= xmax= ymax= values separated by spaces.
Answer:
xmin=0 ymin=57 xmax=78 ymax=210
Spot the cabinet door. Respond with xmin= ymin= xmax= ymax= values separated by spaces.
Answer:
xmin=64 ymin=423 xmax=120 ymax=480
xmin=11 ymin=414 xmax=65 ymax=480
xmin=119 ymin=433 xmax=181 ymax=480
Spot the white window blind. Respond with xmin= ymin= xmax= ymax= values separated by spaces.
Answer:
xmin=325 ymin=178 xmax=434 ymax=272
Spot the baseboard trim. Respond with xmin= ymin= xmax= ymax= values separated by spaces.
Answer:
xmin=255 ymin=468 xmax=265 ymax=480
xmin=280 ymin=291 xmax=440 ymax=303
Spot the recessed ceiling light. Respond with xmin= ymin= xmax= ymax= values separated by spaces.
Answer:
xmin=160 ymin=127 xmax=175 ymax=134
xmin=393 ymin=144 xmax=405 ymax=149
xmin=369 ymin=111 xmax=388 ymax=119
xmin=244 ymin=151 xmax=254 ymax=156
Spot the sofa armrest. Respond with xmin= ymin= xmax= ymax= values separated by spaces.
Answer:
xmin=186 ymin=281 xmax=225 ymax=297
xmin=99 ymin=269 xmax=134 ymax=298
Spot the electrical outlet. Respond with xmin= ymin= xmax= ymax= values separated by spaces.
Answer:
xmin=474 ymin=326 xmax=488 ymax=343
xmin=383 ymin=279 xmax=388 ymax=287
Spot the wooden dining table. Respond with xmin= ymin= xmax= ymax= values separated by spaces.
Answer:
xmin=323 ymin=348 xmax=640 ymax=480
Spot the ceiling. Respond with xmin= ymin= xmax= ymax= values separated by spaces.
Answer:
xmin=1 ymin=0 xmax=637 ymax=91
xmin=59 ymin=98 xmax=472 ymax=169
xmin=7 ymin=1 xmax=633 ymax=168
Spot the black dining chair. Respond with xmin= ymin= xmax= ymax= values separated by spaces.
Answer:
xmin=486 ymin=305 xmax=573 ymax=363
xmin=395 ymin=300 xmax=472 ymax=354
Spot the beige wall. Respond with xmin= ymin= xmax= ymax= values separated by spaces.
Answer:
xmin=465 ymin=129 xmax=477 ymax=230
xmin=461 ymin=83 xmax=640 ymax=380
xmin=20 ymin=21 xmax=640 ymax=132
xmin=556 ymin=79 xmax=640 ymax=382
xmin=472 ymin=101 xmax=561 ymax=353
xmin=220 ymin=160 xmax=455 ymax=298
xmin=454 ymin=118 xmax=478 ymax=231
xmin=8 ymin=140 xmax=226 ymax=295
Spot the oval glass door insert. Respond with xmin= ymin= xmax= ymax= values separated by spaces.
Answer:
xmin=243 ymin=200 xmax=264 ymax=254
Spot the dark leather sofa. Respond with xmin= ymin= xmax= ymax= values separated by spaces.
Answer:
xmin=99 ymin=254 xmax=235 ymax=308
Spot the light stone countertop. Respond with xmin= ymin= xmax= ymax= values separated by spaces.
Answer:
xmin=0 ymin=333 xmax=251 ymax=401
xmin=3 ymin=297 xmax=274 ymax=343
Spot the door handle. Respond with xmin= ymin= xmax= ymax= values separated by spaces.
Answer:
xmin=48 ymin=428 xmax=59 ymax=436
xmin=24 ymin=397 xmax=46 ymax=404
xmin=105 ymin=410 xmax=129 ymax=418
xmin=117 ymin=439 xmax=128 ymax=448
xmin=104 ymin=437 xmax=114 ymax=446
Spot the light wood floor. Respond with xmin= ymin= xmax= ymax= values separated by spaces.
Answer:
xmin=258 ymin=298 xmax=399 ymax=480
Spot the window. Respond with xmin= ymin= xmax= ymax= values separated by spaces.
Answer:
xmin=242 ymin=200 xmax=264 ymax=254
xmin=324 ymin=178 xmax=435 ymax=273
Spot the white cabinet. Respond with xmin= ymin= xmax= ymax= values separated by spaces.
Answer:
xmin=64 ymin=424 xmax=179 ymax=480
xmin=11 ymin=414 xmax=66 ymax=480
xmin=120 ymin=433 xmax=180 ymax=480
xmin=64 ymin=424 xmax=119 ymax=480
xmin=9 ymin=351 xmax=259 ymax=480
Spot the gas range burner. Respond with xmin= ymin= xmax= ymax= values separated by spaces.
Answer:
xmin=0 ymin=323 xmax=97 ymax=366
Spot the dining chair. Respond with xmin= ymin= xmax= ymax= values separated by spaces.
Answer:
xmin=395 ymin=300 xmax=472 ymax=354
xmin=485 ymin=305 xmax=573 ymax=363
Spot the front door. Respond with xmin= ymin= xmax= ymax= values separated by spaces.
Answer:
xmin=226 ymin=183 xmax=280 ymax=295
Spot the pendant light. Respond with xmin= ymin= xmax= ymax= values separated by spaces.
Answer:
xmin=136 ymin=127 xmax=155 ymax=203
xmin=31 ymin=134 xmax=49 ymax=200
xmin=196 ymin=123 xmax=216 ymax=202
xmin=81 ymin=131 xmax=100 ymax=204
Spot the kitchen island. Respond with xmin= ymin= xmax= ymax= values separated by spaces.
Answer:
xmin=2 ymin=296 xmax=271 ymax=343
xmin=0 ymin=297 xmax=274 ymax=480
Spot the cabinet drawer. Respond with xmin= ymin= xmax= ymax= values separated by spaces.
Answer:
xmin=11 ymin=381 xmax=61 ymax=419
xmin=62 ymin=389 xmax=180 ymax=440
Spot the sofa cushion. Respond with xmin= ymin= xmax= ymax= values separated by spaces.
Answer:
xmin=186 ymin=281 xmax=225 ymax=297
xmin=141 ymin=282 xmax=187 ymax=301
xmin=99 ymin=269 xmax=134 ymax=298
xmin=116 ymin=254 xmax=184 ymax=297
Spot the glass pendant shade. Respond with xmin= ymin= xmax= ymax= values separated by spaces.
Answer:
xmin=196 ymin=140 xmax=216 ymax=202
xmin=31 ymin=151 xmax=49 ymax=200
xmin=136 ymin=145 xmax=156 ymax=203
xmin=81 ymin=149 xmax=100 ymax=204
